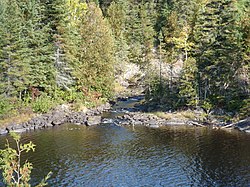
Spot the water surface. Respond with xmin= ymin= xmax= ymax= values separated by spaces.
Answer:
xmin=0 ymin=124 xmax=250 ymax=186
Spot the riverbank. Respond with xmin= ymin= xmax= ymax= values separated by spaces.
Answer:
xmin=0 ymin=102 xmax=111 ymax=135
xmin=0 ymin=90 xmax=249 ymax=135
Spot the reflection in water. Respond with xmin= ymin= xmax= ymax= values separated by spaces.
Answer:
xmin=0 ymin=124 xmax=250 ymax=186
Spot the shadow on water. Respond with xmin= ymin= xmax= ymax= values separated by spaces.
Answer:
xmin=0 ymin=124 xmax=250 ymax=186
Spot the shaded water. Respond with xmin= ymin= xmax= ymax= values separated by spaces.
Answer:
xmin=0 ymin=124 xmax=250 ymax=186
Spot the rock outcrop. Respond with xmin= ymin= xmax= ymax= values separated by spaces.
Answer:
xmin=0 ymin=103 xmax=111 ymax=135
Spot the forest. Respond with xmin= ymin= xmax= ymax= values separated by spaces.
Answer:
xmin=0 ymin=0 xmax=249 ymax=121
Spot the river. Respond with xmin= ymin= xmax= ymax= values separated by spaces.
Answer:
xmin=0 ymin=95 xmax=250 ymax=186
xmin=0 ymin=124 xmax=250 ymax=186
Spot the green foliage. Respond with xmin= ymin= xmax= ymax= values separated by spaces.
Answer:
xmin=0 ymin=132 xmax=51 ymax=186
xmin=193 ymin=0 xmax=242 ymax=103
xmin=179 ymin=57 xmax=198 ymax=107
xmin=143 ymin=0 xmax=248 ymax=116
xmin=0 ymin=96 xmax=13 ymax=116
xmin=53 ymin=88 xmax=85 ymax=104
xmin=70 ymin=3 xmax=115 ymax=98
xmin=239 ymin=98 xmax=250 ymax=119
xmin=31 ymin=94 xmax=55 ymax=113
xmin=0 ymin=0 xmax=248 ymax=119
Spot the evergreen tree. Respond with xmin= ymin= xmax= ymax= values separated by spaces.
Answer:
xmin=179 ymin=57 xmax=199 ymax=107
xmin=73 ymin=2 xmax=115 ymax=97
xmin=107 ymin=1 xmax=129 ymax=64
xmin=127 ymin=1 xmax=156 ymax=64
xmin=193 ymin=0 xmax=242 ymax=108
xmin=0 ymin=0 xmax=30 ymax=98
xmin=42 ymin=0 xmax=76 ymax=91
xmin=19 ymin=0 xmax=55 ymax=91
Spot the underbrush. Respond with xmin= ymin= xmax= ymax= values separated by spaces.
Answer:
xmin=0 ymin=89 xmax=108 ymax=127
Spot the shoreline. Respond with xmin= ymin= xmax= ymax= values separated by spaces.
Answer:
xmin=0 ymin=102 xmax=111 ymax=135
xmin=1 ymin=93 xmax=249 ymax=135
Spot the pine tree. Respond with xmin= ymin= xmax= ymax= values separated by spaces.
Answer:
xmin=19 ymin=0 xmax=55 ymax=91
xmin=0 ymin=0 xmax=30 ymax=98
xmin=193 ymin=0 xmax=242 ymax=108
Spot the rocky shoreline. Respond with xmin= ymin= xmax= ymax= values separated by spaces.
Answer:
xmin=0 ymin=95 xmax=249 ymax=135
xmin=0 ymin=103 xmax=111 ymax=135
xmin=114 ymin=111 xmax=250 ymax=132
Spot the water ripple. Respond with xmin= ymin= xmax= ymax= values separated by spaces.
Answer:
xmin=0 ymin=125 xmax=250 ymax=186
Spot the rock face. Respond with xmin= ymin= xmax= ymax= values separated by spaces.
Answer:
xmin=234 ymin=118 xmax=250 ymax=133
xmin=115 ymin=62 xmax=144 ymax=87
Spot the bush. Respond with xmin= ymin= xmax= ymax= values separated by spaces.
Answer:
xmin=0 ymin=132 xmax=51 ymax=186
xmin=0 ymin=97 xmax=14 ymax=116
xmin=32 ymin=94 xmax=55 ymax=113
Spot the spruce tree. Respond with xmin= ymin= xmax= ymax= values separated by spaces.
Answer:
xmin=107 ymin=1 xmax=129 ymax=64
xmin=0 ymin=0 xmax=30 ymax=98
xmin=42 ymin=0 xmax=76 ymax=91
xmin=18 ymin=0 xmax=55 ymax=91
xmin=179 ymin=57 xmax=199 ymax=107
xmin=193 ymin=0 xmax=242 ymax=109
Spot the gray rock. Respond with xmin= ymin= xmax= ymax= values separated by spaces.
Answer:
xmin=133 ymin=121 xmax=143 ymax=125
xmin=147 ymin=119 xmax=158 ymax=126
xmin=11 ymin=128 xmax=28 ymax=133
xmin=46 ymin=123 xmax=54 ymax=127
xmin=235 ymin=118 xmax=250 ymax=132
xmin=245 ymin=129 xmax=250 ymax=133
xmin=0 ymin=129 xmax=8 ymax=135
xmin=165 ymin=119 xmax=187 ymax=125
xmin=149 ymin=124 xmax=160 ymax=128
xmin=86 ymin=116 xmax=102 ymax=126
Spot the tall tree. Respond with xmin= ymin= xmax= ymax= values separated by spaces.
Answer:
xmin=193 ymin=0 xmax=242 ymax=108
xmin=19 ymin=0 xmax=55 ymax=91
xmin=0 ymin=0 xmax=30 ymax=98
xmin=107 ymin=1 xmax=129 ymax=64
xmin=72 ymin=2 xmax=115 ymax=97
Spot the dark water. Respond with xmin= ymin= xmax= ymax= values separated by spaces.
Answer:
xmin=0 ymin=124 xmax=250 ymax=187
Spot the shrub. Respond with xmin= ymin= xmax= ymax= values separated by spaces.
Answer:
xmin=0 ymin=132 xmax=51 ymax=186
xmin=0 ymin=97 xmax=14 ymax=116
xmin=32 ymin=94 xmax=55 ymax=113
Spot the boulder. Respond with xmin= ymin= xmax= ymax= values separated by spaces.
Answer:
xmin=149 ymin=124 xmax=160 ymax=128
xmin=85 ymin=116 xmax=102 ymax=126
xmin=0 ymin=129 xmax=8 ymax=135
xmin=51 ymin=111 xmax=66 ymax=125
xmin=67 ymin=112 xmax=87 ymax=125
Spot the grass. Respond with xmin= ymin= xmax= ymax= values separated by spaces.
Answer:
xmin=152 ymin=110 xmax=196 ymax=120
xmin=0 ymin=112 xmax=35 ymax=128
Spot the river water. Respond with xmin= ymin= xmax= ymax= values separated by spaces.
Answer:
xmin=0 ymin=124 xmax=250 ymax=186
xmin=0 ymin=96 xmax=250 ymax=186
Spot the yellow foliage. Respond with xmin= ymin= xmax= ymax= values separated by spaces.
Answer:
xmin=65 ymin=0 xmax=88 ymax=27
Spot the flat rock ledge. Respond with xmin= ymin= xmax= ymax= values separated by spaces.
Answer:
xmin=114 ymin=112 xmax=250 ymax=133
xmin=114 ymin=112 xmax=195 ymax=128
xmin=0 ymin=103 xmax=111 ymax=135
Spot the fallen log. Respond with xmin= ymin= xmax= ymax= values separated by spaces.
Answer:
xmin=187 ymin=121 xmax=205 ymax=127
